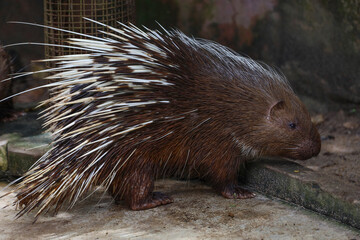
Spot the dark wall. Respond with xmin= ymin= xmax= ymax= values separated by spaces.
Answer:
xmin=250 ymin=0 xmax=360 ymax=111
xmin=0 ymin=0 xmax=46 ymax=108
xmin=0 ymin=0 xmax=44 ymax=63
xmin=136 ymin=0 xmax=360 ymax=112
xmin=1 ymin=0 xmax=359 ymax=112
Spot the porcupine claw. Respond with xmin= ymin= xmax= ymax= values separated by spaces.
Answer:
xmin=221 ymin=186 xmax=256 ymax=199
xmin=129 ymin=192 xmax=173 ymax=210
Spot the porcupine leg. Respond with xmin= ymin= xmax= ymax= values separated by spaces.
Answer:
xmin=207 ymin=159 xmax=256 ymax=199
xmin=127 ymin=171 xmax=174 ymax=210
xmin=112 ymin=165 xmax=173 ymax=210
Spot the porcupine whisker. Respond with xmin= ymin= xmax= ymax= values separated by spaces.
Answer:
xmin=83 ymin=17 xmax=136 ymax=41
xmin=88 ymin=187 xmax=112 ymax=214
xmin=97 ymin=30 xmax=130 ymax=42
xmin=60 ymin=123 xmax=103 ymax=138
xmin=25 ymin=144 xmax=51 ymax=151
xmin=101 ymin=161 xmax=120 ymax=192
xmin=161 ymin=152 xmax=173 ymax=177
xmin=192 ymin=117 xmax=211 ymax=131
xmin=110 ymin=120 xmax=154 ymax=137
xmin=98 ymin=150 xmax=138 ymax=200
xmin=148 ymin=131 xmax=174 ymax=142
xmin=117 ymin=21 xmax=154 ymax=40
xmin=82 ymin=152 xmax=109 ymax=174
xmin=9 ymin=63 xmax=31 ymax=76
xmin=163 ymin=109 xmax=198 ymax=119
xmin=0 ymin=72 xmax=97 ymax=103
xmin=17 ymin=181 xmax=49 ymax=206
xmin=71 ymin=169 xmax=98 ymax=207
xmin=4 ymin=42 xmax=101 ymax=53
xmin=180 ymin=149 xmax=190 ymax=179
xmin=8 ymin=21 xmax=117 ymax=43
xmin=0 ymin=65 xmax=74 ymax=84
xmin=35 ymin=54 xmax=93 ymax=62
xmin=155 ymin=21 xmax=171 ymax=36
xmin=49 ymin=172 xmax=82 ymax=206
xmin=103 ymin=150 xmax=137 ymax=200
xmin=80 ymin=156 xmax=121 ymax=206
xmin=0 ymin=176 xmax=25 ymax=198
xmin=84 ymin=137 xmax=112 ymax=146
xmin=161 ymin=117 xmax=185 ymax=122
xmin=115 ymin=20 xmax=142 ymax=34
xmin=80 ymin=141 xmax=113 ymax=158
xmin=22 ymin=151 xmax=49 ymax=172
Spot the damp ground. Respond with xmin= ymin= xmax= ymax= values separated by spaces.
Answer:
xmin=299 ymin=110 xmax=360 ymax=191
xmin=0 ymin=180 xmax=359 ymax=240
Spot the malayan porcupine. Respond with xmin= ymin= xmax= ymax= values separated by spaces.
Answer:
xmin=2 ymin=19 xmax=321 ymax=218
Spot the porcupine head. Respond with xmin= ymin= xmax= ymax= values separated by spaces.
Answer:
xmin=6 ymin=19 xmax=321 ymax=217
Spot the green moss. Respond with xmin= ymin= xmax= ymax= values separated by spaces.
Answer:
xmin=2 ymin=133 xmax=51 ymax=177
xmin=0 ymin=133 xmax=21 ymax=143
xmin=0 ymin=140 xmax=8 ymax=172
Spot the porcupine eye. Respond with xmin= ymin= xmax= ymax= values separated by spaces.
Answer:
xmin=288 ymin=122 xmax=297 ymax=130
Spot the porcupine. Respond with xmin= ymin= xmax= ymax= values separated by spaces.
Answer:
xmin=4 ymin=19 xmax=321 ymax=218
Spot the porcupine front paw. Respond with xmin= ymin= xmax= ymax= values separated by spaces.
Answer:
xmin=221 ymin=185 xmax=256 ymax=199
xmin=130 ymin=192 xmax=174 ymax=210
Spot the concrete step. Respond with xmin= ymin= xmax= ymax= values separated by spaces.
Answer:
xmin=245 ymin=159 xmax=360 ymax=230
xmin=0 ymin=180 xmax=359 ymax=239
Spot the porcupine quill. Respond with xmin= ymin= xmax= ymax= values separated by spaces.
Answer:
xmin=1 ymin=18 xmax=321 ymax=219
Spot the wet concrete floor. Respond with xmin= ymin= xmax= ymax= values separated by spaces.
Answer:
xmin=1 ymin=180 xmax=359 ymax=240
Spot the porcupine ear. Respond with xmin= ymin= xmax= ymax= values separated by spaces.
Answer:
xmin=267 ymin=100 xmax=285 ymax=120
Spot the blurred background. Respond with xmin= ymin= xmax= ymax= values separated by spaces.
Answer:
xmin=0 ymin=0 xmax=359 ymax=114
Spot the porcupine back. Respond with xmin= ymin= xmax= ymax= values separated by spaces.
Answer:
xmin=6 ymin=19 xmax=319 ymax=218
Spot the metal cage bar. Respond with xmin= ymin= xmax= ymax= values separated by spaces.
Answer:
xmin=44 ymin=0 xmax=135 ymax=66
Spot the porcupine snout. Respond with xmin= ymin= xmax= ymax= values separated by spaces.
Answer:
xmin=296 ymin=131 xmax=321 ymax=160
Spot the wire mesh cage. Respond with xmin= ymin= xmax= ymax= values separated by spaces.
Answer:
xmin=44 ymin=0 xmax=135 ymax=67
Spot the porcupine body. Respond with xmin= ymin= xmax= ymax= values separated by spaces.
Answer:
xmin=11 ymin=19 xmax=321 ymax=217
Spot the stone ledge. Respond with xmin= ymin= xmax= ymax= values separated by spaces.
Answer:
xmin=0 ymin=133 xmax=51 ymax=177
xmin=0 ymin=139 xmax=8 ymax=172
xmin=244 ymin=159 xmax=360 ymax=230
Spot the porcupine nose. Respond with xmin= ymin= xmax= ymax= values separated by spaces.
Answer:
xmin=297 ymin=137 xmax=321 ymax=160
